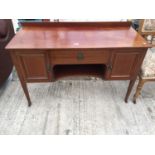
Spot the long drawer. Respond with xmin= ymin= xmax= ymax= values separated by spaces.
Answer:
xmin=50 ymin=50 xmax=110 ymax=65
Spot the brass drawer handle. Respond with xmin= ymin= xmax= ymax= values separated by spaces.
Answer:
xmin=77 ymin=52 xmax=84 ymax=60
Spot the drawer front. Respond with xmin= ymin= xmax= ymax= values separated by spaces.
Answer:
xmin=50 ymin=50 xmax=110 ymax=65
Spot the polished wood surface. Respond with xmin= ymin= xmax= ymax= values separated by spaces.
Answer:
xmin=50 ymin=49 xmax=110 ymax=65
xmin=16 ymin=52 xmax=50 ymax=81
xmin=6 ymin=22 xmax=149 ymax=50
xmin=6 ymin=22 xmax=150 ymax=106
xmin=105 ymin=49 xmax=146 ymax=80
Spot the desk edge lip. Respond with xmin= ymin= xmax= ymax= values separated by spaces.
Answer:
xmin=5 ymin=47 xmax=150 ymax=51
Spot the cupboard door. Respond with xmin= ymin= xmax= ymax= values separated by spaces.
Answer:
xmin=106 ymin=50 xmax=145 ymax=80
xmin=16 ymin=51 xmax=50 ymax=82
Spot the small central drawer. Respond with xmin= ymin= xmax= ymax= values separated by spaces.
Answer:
xmin=50 ymin=50 xmax=110 ymax=65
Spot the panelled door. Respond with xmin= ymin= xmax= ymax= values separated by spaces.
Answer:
xmin=16 ymin=50 xmax=51 ymax=82
xmin=105 ymin=49 xmax=146 ymax=80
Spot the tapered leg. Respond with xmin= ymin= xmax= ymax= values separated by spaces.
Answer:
xmin=125 ymin=79 xmax=136 ymax=103
xmin=19 ymin=80 xmax=32 ymax=106
xmin=14 ymin=67 xmax=32 ymax=106
xmin=133 ymin=78 xmax=146 ymax=104
xmin=14 ymin=69 xmax=32 ymax=106
xmin=10 ymin=53 xmax=32 ymax=106
xmin=14 ymin=68 xmax=32 ymax=106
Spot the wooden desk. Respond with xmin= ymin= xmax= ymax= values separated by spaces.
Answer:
xmin=6 ymin=22 xmax=150 ymax=106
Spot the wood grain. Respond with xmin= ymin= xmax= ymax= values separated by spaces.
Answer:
xmin=6 ymin=22 xmax=150 ymax=50
xmin=50 ymin=49 xmax=110 ymax=65
xmin=6 ymin=22 xmax=149 ymax=105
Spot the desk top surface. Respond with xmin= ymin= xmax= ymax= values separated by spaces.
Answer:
xmin=6 ymin=22 xmax=150 ymax=50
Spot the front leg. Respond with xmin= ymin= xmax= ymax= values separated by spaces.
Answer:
xmin=10 ymin=53 xmax=32 ymax=106
xmin=20 ymin=79 xmax=32 ymax=106
xmin=125 ymin=78 xmax=136 ymax=103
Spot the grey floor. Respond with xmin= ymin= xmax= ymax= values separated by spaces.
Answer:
xmin=0 ymin=73 xmax=155 ymax=135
